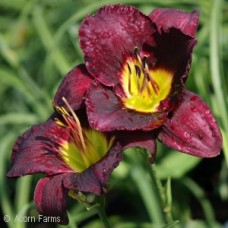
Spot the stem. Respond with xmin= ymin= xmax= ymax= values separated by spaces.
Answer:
xmin=129 ymin=149 xmax=175 ymax=226
xmin=94 ymin=196 xmax=111 ymax=228
xmin=181 ymin=177 xmax=216 ymax=228
xmin=149 ymin=166 xmax=173 ymax=223
xmin=209 ymin=0 xmax=228 ymax=165
xmin=132 ymin=165 xmax=165 ymax=225
xmin=142 ymin=152 xmax=174 ymax=225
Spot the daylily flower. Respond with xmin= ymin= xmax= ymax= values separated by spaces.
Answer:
xmin=78 ymin=4 xmax=222 ymax=157
xmin=7 ymin=65 xmax=156 ymax=224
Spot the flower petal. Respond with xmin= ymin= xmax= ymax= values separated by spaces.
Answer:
xmin=63 ymin=169 xmax=102 ymax=195
xmin=118 ymin=131 xmax=157 ymax=162
xmin=158 ymin=90 xmax=222 ymax=157
xmin=53 ymin=64 xmax=93 ymax=110
xmin=79 ymin=4 xmax=155 ymax=86
xmin=63 ymin=143 xmax=122 ymax=195
xmin=153 ymin=27 xmax=196 ymax=85
xmin=86 ymin=82 xmax=166 ymax=131
xmin=92 ymin=142 xmax=122 ymax=185
xmin=34 ymin=175 xmax=68 ymax=224
xmin=7 ymin=115 xmax=72 ymax=177
xmin=148 ymin=9 xmax=198 ymax=85
xmin=149 ymin=8 xmax=199 ymax=37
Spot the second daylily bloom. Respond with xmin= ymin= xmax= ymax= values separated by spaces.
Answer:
xmin=7 ymin=65 xmax=156 ymax=224
xmin=78 ymin=4 xmax=222 ymax=157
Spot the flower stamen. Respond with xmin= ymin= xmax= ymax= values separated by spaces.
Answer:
xmin=120 ymin=48 xmax=173 ymax=113
xmin=62 ymin=97 xmax=86 ymax=152
xmin=53 ymin=98 xmax=114 ymax=173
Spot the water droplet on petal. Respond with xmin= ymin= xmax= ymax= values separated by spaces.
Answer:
xmin=205 ymin=110 xmax=210 ymax=115
xmin=184 ymin=131 xmax=191 ymax=139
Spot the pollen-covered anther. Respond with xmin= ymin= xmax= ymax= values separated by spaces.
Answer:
xmin=133 ymin=48 xmax=159 ymax=95
xmin=120 ymin=48 xmax=173 ymax=113
xmin=54 ymin=98 xmax=86 ymax=152
xmin=53 ymin=97 xmax=115 ymax=173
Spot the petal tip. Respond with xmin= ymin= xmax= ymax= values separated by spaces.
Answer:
xmin=149 ymin=8 xmax=199 ymax=37
xmin=158 ymin=90 xmax=223 ymax=158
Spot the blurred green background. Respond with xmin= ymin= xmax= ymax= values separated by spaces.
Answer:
xmin=0 ymin=0 xmax=228 ymax=227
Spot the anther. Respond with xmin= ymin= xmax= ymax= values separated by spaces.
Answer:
xmin=142 ymin=56 xmax=147 ymax=69
xmin=62 ymin=97 xmax=86 ymax=151
xmin=127 ymin=62 xmax=132 ymax=74
xmin=134 ymin=47 xmax=140 ymax=57
xmin=134 ymin=47 xmax=142 ymax=64
xmin=134 ymin=65 xmax=141 ymax=77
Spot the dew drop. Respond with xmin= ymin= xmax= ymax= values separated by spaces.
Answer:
xmin=205 ymin=110 xmax=210 ymax=115
xmin=184 ymin=131 xmax=191 ymax=139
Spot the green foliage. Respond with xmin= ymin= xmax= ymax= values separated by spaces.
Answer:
xmin=0 ymin=0 xmax=227 ymax=227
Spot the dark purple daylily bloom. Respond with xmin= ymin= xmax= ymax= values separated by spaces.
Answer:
xmin=7 ymin=65 xmax=156 ymax=224
xmin=7 ymin=4 xmax=223 ymax=225
xmin=77 ymin=4 xmax=222 ymax=157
